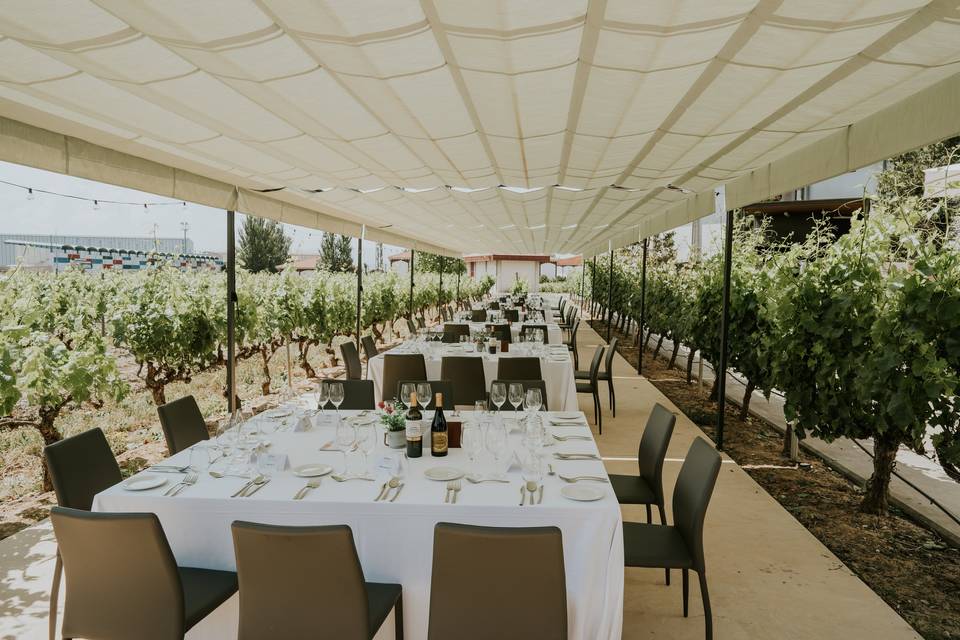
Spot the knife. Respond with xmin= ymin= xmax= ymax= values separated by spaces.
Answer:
xmin=244 ymin=478 xmax=270 ymax=497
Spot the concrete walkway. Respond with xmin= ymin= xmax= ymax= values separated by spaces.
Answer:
xmin=0 ymin=317 xmax=922 ymax=639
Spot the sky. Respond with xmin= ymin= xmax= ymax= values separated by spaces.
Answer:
xmin=0 ymin=160 xmax=407 ymax=266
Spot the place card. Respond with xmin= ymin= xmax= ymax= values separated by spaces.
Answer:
xmin=293 ymin=415 xmax=313 ymax=432
xmin=252 ymin=452 xmax=289 ymax=472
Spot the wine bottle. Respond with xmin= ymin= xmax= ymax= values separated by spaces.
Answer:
xmin=431 ymin=392 xmax=448 ymax=457
xmin=405 ymin=391 xmax=422 ymax=458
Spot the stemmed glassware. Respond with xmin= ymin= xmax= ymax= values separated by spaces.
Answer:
xmin=417 ymin=382 xmax=432 ymax=411
xmin=484 ymin=417 xmax=509 ymax=478
xmin=357 ymin=423 xmax=377 ymax=479
xmin=329 ymin=382 xmax=345 ymax=418
xmin=400 ymin=382 xmax=416 ymax=406
xmin=336 ymin=418 xmax=357 ymax=475
xmin=508 ymin=383 xmax=524 ymax=412
xmin=490 ymin=382 xmax=506 ymax=412
xmin=316 ymin=381 xmax=329 ymax=420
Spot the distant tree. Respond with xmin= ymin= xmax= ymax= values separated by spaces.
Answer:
xmin=319 ymin=233 xmax=354 ymax=272
xmin=416 ymin=252 xmax=466 ymax=275
xmin=650 ymin=231 xmax=677 ymax=266
xmin=876 ymin=136 xmax=960 ymax=200
xmin=238 ymin=216 xmax=291 ymax=273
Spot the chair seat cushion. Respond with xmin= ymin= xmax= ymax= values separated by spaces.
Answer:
xmin=575 ymin=382 xmax=594 ymax=393
xmin=609 ymin=474 xmax=655 ymax=505
xmin=180 ymin=567 xmax=238 ymax=630
xmin=623 ymin=523 xmax=693 ymax=569
xmin=366 ymin=582 xmax=402 ymax=635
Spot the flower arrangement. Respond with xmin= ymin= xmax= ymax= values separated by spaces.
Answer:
xmin=379 ymin=400 xmax=407 ymax=432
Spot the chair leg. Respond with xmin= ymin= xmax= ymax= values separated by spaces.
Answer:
xmin=682 ymin=569 xmax=689 ymax=617
xmin=699 ymin=571 xmax=713 ymax=640
xmin=657 ymin=503 xmax=667 ymax=526
xmin=645 ymin=504 xmax=652 ymax=523
xmin=593 ymin=389 xmax=601 ymax=434
xmin=610 ymin=379 xmax=616 ymax=416
xmin=394 ymin=595 xmax=404 ymax=640
xmin=49 ymin=550 xmax=62 ymax=640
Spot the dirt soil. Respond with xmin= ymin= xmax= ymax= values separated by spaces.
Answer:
xmin=590 ymin=319 xmax=960 ymax=640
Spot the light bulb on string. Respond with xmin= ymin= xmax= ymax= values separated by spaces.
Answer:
xmin=93 ymin=199 xmax=100 ymax=211
xmin=143 ymin=203 xmax=148 ymax=213
xmin=26 ymin=188 xmax=35 ymax=201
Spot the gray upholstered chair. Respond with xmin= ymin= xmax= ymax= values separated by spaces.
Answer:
xmin=44 ymin=427 xmax=123 ymax=640
xmin=470 ymin=309 xmax=487 ymax=322
xmin=504 ymin=308 xmax=520 ymax=323
xmin=563 ymin=318 xmax=580 ymax=369
xmin=340 ymin=341 xmax=363 ymax=381
xmin=485 ymin=324 xmax=512 ymax=343
xmin=232 ymin=522 xmax=402 ymax=640
xmin=440 ymin=357 xmax=487 ymax=407
xmin=381 ymin=354 xmax=427 ymax=402
xmin=361 ymin=335 xmax=378 ymax=361
xmin=520 ymin=324 xmax=549 ymax=343
xmin=157 ymin=395 xmax=209 ymax=456
xmin=51 ymin=507 xmax=237 ymax=640
xmin=319 ymin=379 xmax=376 ymax=410
xmin=575 ymin=345 xmax=604 ymax=432
xmin=428 ymin=523 xmax=566 ymax=640
xmin=496 ymin=357 xmax=542 ymax=381
xmin=490 ymin=379 xmax=548 ymax=412
xmin=623 ymin=437 xmax=722 ymax=640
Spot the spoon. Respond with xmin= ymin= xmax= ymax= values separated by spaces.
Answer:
xmin=331 ymin=474 xmax=375 ymax=482
xmin=525 ymin=481 xmax=538 ymax=506
xmin=231 ymin=474 xmax=264 ymax=498
xmin=243 ymin=476 xmax=270 ymax=497
xmin=466 ymin=475 xmax=510 ymax=484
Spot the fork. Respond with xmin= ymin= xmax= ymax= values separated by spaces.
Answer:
xmin=552 ymin=434 xmax=591 ymax=442
xmin=559 ymin=474 xmax=609 ymax=483
xmin=165 ymin=471 xmax=198 ymax=496
xmin=451 ymin=479 xmax=462 ymax=504
xmin=294 ymin=478 xmax=322 ymax=500
xmin=444 ymin=481 xmax=456 ymax=503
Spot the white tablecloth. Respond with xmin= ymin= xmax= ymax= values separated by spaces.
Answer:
xmin=94 ymin=409 xmax=624 ymax=640
xmin=463 ymin=322 xmax=563 ymax=344
xmin=369 ymin=343 xmax=578 ymax=411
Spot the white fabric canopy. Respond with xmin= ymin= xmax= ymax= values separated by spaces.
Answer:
xmin=1 ymin=1 xmax=959 ymax=255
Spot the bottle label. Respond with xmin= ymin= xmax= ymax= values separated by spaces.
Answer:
xmin=432 ymin=431 xmax=448 ymax=452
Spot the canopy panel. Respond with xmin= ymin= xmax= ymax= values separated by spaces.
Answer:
xmin=0 ymin=0 xmax=958 ymax=256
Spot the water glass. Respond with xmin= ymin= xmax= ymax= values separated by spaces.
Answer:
xmin=189 ymin=444 xmax=213 ymax=472
xmin=462 ymin=423 xmax=482 ymax=468
xmin=336 ymin=419 xmax=358 ymax=475
xmin=357 ymin=423 xmax=377 ymax=478
xmin=485 ymin=417 xmax=509 ymax=477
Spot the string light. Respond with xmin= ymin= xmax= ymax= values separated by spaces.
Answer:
xmin=0 ymin=178 xmax=191 ymax=208
xmin=26 ymin=187 xmax=34 ymax=200
xmin=93 ymin=199 xmax=100 ymax=211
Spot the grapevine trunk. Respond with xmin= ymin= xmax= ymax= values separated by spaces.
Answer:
xmin=861 ymin=435 xmax=900 ymax=515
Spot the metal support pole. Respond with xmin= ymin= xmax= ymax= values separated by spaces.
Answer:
xmin=591 ymin=256 xmax=597 ymax=317
xmin=439 ymin=257 xmax=444 ymax=314
xmin=637 ymin=237 xmax=648 ymax=375
xmin=606 ymin=242 xmax=614 ymax=343
xmin=355 ymin=227 xmax=364 ymax=349
xmin=716 ymin=186 xmax=732 ymax=450
xmin=456 ymin=268 xmax=461 ymax=307
xmin=226 ymin=210 xmax=236 ymax=413
xmin=579 ymin=259 xmax=585 ymax=305
xmin=409 ymin=250 xmax=415 ymax=318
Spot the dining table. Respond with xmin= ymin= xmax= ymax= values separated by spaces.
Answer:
xmin=462 ymin=321 xmax=563 ymax=345
xmin=93 ymin=406 xmax=624 ymax=640
xmin=368 ymin=341 xmax=579 ymax=411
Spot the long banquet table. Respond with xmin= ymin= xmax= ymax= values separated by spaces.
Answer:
xmin=368 ymin=342 xmax=579 ymax=410
xmin=463 ymin=321 xmax=563 ymax=344
xmin=94 ymin=407 xmax=624 ymax=639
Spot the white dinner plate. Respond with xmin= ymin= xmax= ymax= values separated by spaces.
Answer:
xmin=561 ymin=484 xmax=605 ymax=502
xmin=267 ymin=409 xmax=293 ymax=418
xmin=350 ymin=415 xmax=378 ymax=426
xmin=424 ymin=466 xmax=465 ymax=481
xmin=554 ymin=412 xmax=583 ymax=420
xmin=292 ymin=463 xmax=334 ymax=478
xmin=123 ymin=474 xmax=166 ymax=491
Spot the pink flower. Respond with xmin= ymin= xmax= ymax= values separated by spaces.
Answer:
xmin=385 ymin=406 xmax=393 ymax=414
xmin=377 ymin=400 xmax=385 ymax=409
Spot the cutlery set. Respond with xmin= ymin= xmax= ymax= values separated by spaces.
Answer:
xmin=519 ymin=480 xmax=543 ymax=506
xmin=444 ymin=480 xmax=462 ymax=503
xmin=163 ymin=471 xmax=198 ymax=496
xmin=231 ymin=474 xmax=269 ymax=498
xmin=375 ymin=477 xmax=404 ymax=502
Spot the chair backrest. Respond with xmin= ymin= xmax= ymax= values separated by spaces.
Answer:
xmin=558 ymin=298 xmax=566 ymax=314
xmin=51 ymin=507 xmax=185 ymax=640
xmin=360 ymin=335 xmax=379 ymax=361
xmin=444 ymin=323 xmax=471 ymax=337
xmin=672 ymin=437 xmax=723 ymax=571
xmin=232 ymin=522 xmax=371 ymax=640
xmin=485 ymin=324 xmax=511 ymax=343
xmin=568 ymin=318 xmax=580 ymax=345
xmin=417 ymin=316 xmax=426 ymax=329
xmin=638 ymin=403 xmax=676 ymax=506
xmin=497 ymin=356 xmax=542 ymax=380
xmin=406 ymin=318 xmax=417 ymax=334
xmin=504 ymin=308 xmax=520 ymax=323
xmin=157 ymin=395 xmax=209 ymax=456
xmin=441 ymin=357 xmax=487 ymax=407
xmin=44 ymin=427 xmax=122 ymax=511
xmin=441 ymin=306 xmax=450 ymax=321
xmin=319 ymin=380 xmax=376 ymax=410
xmin=586 ymin=345 xmax=604 ymax=382
xmin=521 ymin=324 xmax=549 ymax=343
xmin=604 ymin=337 xmax=618 ymax=373
xmin=381 ymin=354 xmax=427 ymax=401
xmin=340 ymin=341 xmax=362 ymax=380
xmin=487 ymin=301 xmax=500 ymax=310
xmin=491 ymin=379 xmax=548 ymax=411
xmin=397 ymin=379 xmax=455 ymax=408
xmin=470 ymin=309 xmax=487 ymax=322
xmin=428 ymin=523 xmax=567 ymax=640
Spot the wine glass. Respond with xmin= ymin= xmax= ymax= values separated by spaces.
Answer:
xmin=316 ymin=381 xmax=329 ymax=418
xmin=329 ymin=382 xmax=345 ymax=417
xmin=474 ymin=399 xmax=487 ymax=415
xmin=485 ymin=417 xmax=509 ymax=478
xmin=462 ymin=422 xmax=482 ymax=470
xmin=336 ymin=418 xmax=357 ymax=475
xmin=357 ymin=423 xmax=377 ymax=479
xmin=490 ymin=382 xmax=507 ymax=412
xmin=400 ymin=382 xmax=416 ymax=407
xmin=520 ymin=448 xmax=542 ymax=493
xmin=524 ymin=387 xmax=542 ymax=414
xmin=508 ymin=383 xmax=524 ymax=412
xmin=417 ymin=382 xmax=432 ymax=411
